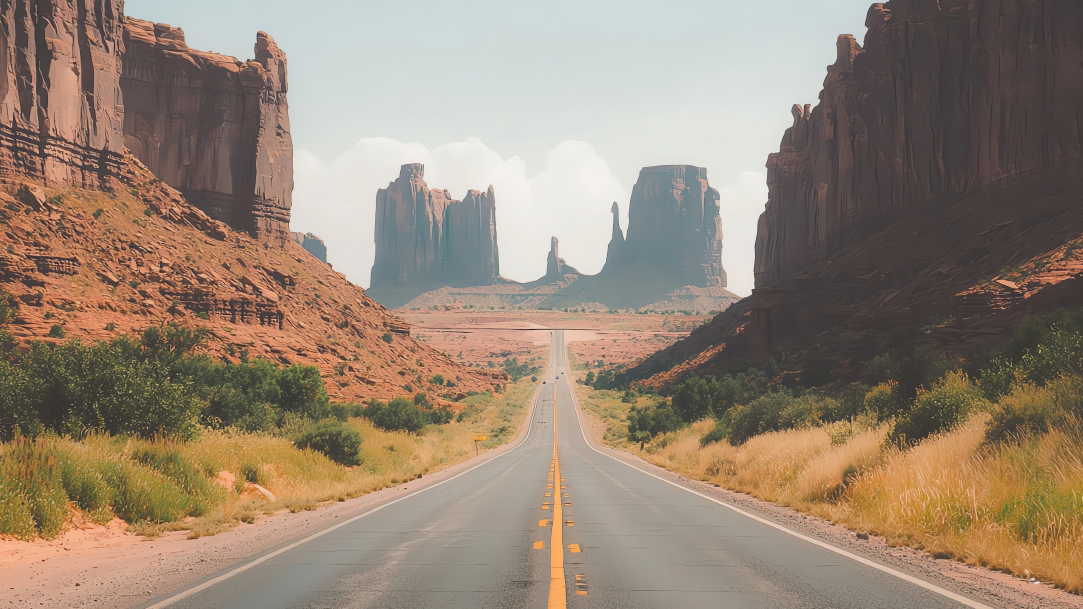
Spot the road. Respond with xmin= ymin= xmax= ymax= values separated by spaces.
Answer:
xmin=142 ymin=331 xmax=990 ymax=609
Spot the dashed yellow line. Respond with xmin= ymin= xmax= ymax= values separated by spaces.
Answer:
xmin=548 ymin=384 xmax=567 ymax=609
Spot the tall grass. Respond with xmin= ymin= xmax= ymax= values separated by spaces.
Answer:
xmin=576 ymin=380 xmax=1083 ymax=594
xmin=0 ymin=374 xmax=538 ymax=541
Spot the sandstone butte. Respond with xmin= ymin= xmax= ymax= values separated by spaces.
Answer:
xmin=393 ymin=165 xmax=742 ymax=314
xmin=366 ymin=164 xmax=500 ymax=309
xmin=0 ymin=2 xmax=503 ymax=402
xmin=632 ymin=0 xmax=1083 ymax=389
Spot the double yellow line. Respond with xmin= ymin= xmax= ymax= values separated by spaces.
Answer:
xmin=548 ymin=382 xmax=567 ymax=609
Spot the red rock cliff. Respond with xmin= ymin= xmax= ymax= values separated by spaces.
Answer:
xmin=610 ymin=165 xmax=726 ymax=288
xmin=755 ymin=0 xmax=1083 ymax=289
xmin=369 ymin=164 xmax=499 ymax=307
xmin=120 ymin=19 xmax=293 ymax=248
xmin=0 ymin=0 xmax=126 ymax=187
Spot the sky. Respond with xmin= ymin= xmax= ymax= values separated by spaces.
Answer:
xmin=126 ymin=0 xmax=874 ymax=296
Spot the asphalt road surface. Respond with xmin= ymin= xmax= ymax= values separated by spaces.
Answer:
xmin=142 ymin=331 xmax=991 ymax=609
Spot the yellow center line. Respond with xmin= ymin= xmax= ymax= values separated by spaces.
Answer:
xmin=548 ymin=382 xmax=567 ymax=609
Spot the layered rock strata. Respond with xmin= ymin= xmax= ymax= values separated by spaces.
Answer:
xmin=0 ymin=0 xmax=126 ymax=187
xmin=369 ymin=164 xmax=499 ymax=307
xmin=755 ymin=1 xmax=1083 ymax=289
xmin=120 ymin=19 xmax=293 ymax=247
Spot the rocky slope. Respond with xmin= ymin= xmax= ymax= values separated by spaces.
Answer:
xmin=0 ymin=3 xmax=500 ymax=402
xmin=0 ymin=155 xmax=503 ymax=401
xmin=631 ymin=0 xmax=1083 ymax=387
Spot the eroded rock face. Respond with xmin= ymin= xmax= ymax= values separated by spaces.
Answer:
xmin=612 ymin=166 xmax=726 ymax=288
xmin=291 ymin=232 xmax=327 ymax=264
xmin=120 ymin=19 xmax=293 ymax=248
xmin=0 ymin=0 xmax=126 ymax=187
xmin=755 ymin=1 xmax=1083 ymax=289
xmin=370 ymin=164 xmax=499 ymax=304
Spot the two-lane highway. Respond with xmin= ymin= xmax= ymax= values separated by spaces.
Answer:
xmin=142 ymin=331 xmax=992 ymax=609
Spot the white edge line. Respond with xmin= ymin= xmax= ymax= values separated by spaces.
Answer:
xmin=143 ymin=372 xmax=547 ymax=609
xmin=556 ymin=349 xmax=994 ymax=609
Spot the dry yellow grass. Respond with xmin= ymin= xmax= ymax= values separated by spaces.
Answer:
xmin=1 ymin=374 xmax=540 ymax=541
xmin=572 ymin=377 xmax=1083 ymax=594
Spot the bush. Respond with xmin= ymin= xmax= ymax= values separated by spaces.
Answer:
xmin=891 ymin=371 xmax=986 ymax=446
xmin=700 ymin=422 xmax=727 ymax=447
xmin=381 ymin=333 xmax=393 ymax=344
xmin=867 ymin=345 xmax=953 ymax=402
xmin=363 ymin=398 xmax=427 ymax=433
xmin=671 ymin=375 xmax=744 ymax=423
xmin=726 ymin=391 xmax=840 ymax=445
xmin=864 ymin=382 xmax=902 ymax=420
xmin=0 ymin=340 xmax=203 ymax=441
xmin=986 ymin=383 xmax=1058 ymax=444
xmin=1017 ymin=329 xmax=1083 ymax=385
xmin=431 ymin=374 xmax=444 ymax=386
xmin=621 ymin=390 xmax=637 ymax=404
xmin=48 ymin=324 xmax=65 ymax=339
xmin=627 ymin=400 xmax=682 ymax=439
xmin=294 ymin=421 xmax=362 ymax=466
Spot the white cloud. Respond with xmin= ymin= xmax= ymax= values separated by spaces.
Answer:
xmin=718 ymin=171 xmax=768 ymax=297
xmin=291 ymin=138 xmax=628 ymax=287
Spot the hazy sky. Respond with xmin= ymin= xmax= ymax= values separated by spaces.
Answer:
xmin=127 ymin=0 xmax=873 ymax=296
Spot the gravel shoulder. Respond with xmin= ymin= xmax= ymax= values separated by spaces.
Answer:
xmin=569 ymin=384 xmax=1083 ymax=609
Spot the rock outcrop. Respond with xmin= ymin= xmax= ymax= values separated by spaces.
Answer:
xmin=631 ymin=0 xmax=1083 ymax=389
xmin=0 ymin=0 xmax=126 ymax=188
xmin=396 ymin=165 xmax=738 ymax=313
xmin=120 ymin=19 xmax=293 ymax=247
xmin=544 ymin=237 xmax=579 ymax=279
xmin=755 ymin=1 xmax=1083 ymax=289
xmin=613 ymin=166 xmax=727 ymax=288
xmin=368 ymin=164 xmax=499 ymax=308
xmin=291 ymin=232 xmax=327 ymax=264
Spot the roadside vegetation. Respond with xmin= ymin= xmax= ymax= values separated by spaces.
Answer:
xmin=575 ymin=308 xmax=1083 ymax=594
xmin=0 ymin=292 xmax=538 ymax=541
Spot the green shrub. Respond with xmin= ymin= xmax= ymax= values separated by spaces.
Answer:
xmin=48 ymin=324 xmax=65 ymax=339
xmin=727 ymin=391 xmax=833 ymax=445
xmin=864 ymin=383 xmax=902 ymax=421
xmin=891 ymin=371 xmax=986 ymax=446
xmin=700 ymin=421 xmax=727 ymax=447
xmin=0 ymin=340 xmax=203 ymax=441
xmin=430 ymin=374 xmax=444 ymax=386
xmin=627 ymin=400 xmax=682 ymax=439
xmin=294 ymin=421 xmax=362 ymax=466
xmin=621 ymin=390 xmax=638 ymax=404
xmin=1017 ymin=329 xmax=1083 ymax=385
xmin=986 ymin=383 xmax=1059 ymax=444
xmin=363 ymin=398 xmax=427 ymax=433
xmin=381 ymin=333 xmax=393 ymax=344
xmin=672 ymin=376 xmax=740 ymax=423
